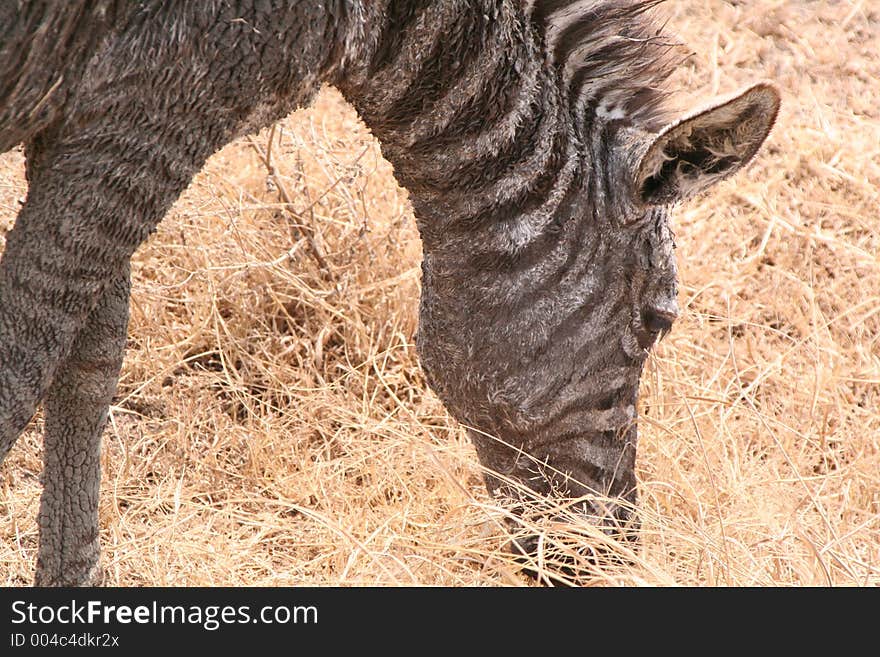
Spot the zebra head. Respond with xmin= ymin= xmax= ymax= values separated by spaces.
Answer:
xmin=414 ymin=81 xmax=779 ymax=546
xmin=340 ymin=0 xmax=780 ymax=558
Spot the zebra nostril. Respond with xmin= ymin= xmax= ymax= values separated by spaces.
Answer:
xmin=636 ymin=307 xmax=678 ymax=350
xmin=641 ymin=308 xmax=676 ymax=334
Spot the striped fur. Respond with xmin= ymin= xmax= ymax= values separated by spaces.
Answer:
xmin=0 ymin=0 xmax=777 ymax=583
xmin=339 ymin=1 xmax=682 ymax=525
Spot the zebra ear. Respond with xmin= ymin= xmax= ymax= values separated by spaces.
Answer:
xmin=634 ymin=82 xmax=780 ymax=206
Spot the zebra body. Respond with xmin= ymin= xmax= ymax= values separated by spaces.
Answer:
xmin=0 ymin=1 xmax=779 ymax=585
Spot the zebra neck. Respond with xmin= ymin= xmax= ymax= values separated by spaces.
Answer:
xmin=338 ymin=1 xmax=576 ymax=255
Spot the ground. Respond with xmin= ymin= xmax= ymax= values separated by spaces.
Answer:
xmin=1 ymin=0 xmax=878 ymax=586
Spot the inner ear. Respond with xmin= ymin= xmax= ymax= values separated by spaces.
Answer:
xmin=636 ymin=82 xmax=781 ymax=206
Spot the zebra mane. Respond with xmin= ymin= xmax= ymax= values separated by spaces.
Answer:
xmin=532 ymin=0 xmax=678 ymax=131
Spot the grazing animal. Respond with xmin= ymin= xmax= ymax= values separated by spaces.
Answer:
xmin=0 ymin=0 xmax=779 ymax=585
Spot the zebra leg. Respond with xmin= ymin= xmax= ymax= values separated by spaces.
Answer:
xmin=34 ymin=267 xmax=130 ymax=587
xmin=0 ymin=201 xmax=109 ymax=466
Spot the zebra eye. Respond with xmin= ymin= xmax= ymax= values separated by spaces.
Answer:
xmin=622 ymin=207 xmax=653 ymax=227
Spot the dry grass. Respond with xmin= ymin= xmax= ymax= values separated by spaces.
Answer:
xmin=1 ymin=0 xmax=878 ymax=586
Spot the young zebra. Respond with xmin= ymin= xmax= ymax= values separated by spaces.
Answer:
xmin=0 ymin=1 xmax=779 ymax=585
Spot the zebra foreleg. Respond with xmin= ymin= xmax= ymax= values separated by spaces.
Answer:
xmin=34 ymin=268 xmax=130 ymax=587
